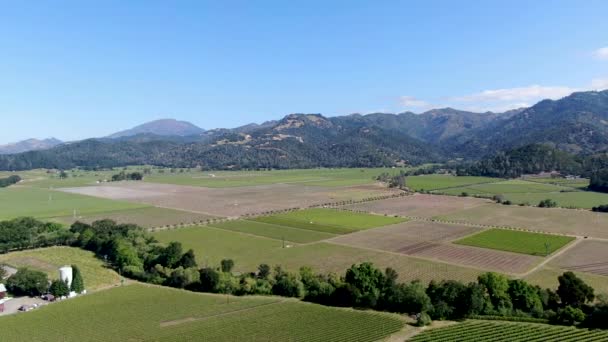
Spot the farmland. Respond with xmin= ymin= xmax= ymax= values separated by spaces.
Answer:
xmin=409 ymin=320 xmax=608 ymax=342
xmin=154 ymin=226 xmax=484 ymax=284
xmin=454 ymin=229 xmax=575 ymax=256
xmin=0 ymin=247 xmax=120 ymax=290
xmin=209 ymin=220 xmax=337 ymax=243
xmin=0 ymin=186 xmax=147 ymax=220
xmin=404 ymin=175 xmax=498 ymax=191
xmin=0 ymin=284 xmax=406 ymax=341
xmin=54 ymin=206 xmax=217 ymax=229
xmin=550 ymin=240 xmax=608 ymax=276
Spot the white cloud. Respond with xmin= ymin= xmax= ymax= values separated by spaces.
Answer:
xmin=451 ymin=85 xmax=578 ymax=103
xmin=399 ymin=96 xmax=431 ymax=108
xmin=591 ymin=78 xmax=608 ymax=90
xmin=594 ymin=47 xmax=608 ymax=60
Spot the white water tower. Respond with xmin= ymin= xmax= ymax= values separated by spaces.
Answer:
xmin=59 ymin=266 xmax=73 ymax=288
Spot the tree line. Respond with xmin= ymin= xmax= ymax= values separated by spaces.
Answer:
xmin=0 ymin=175 xmax=21 ymax=188
xmin=111 ymin=171 xmax=143 ymax=181
xmin=2 ymin=217 xmax=608 ymax=329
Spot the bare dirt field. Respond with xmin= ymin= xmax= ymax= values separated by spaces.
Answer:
xmin=329 ymin=222 xmax=540 ymax=274
xmin=341 ymin=194 xmax=491 ymax=218
xmin=439 ymin=204 xmax=608 ymax=239
xmin=550 ymin=240 xmax=608 ymax=276
xmin=53 ymin=207 xmax=217 ymax=228
xmin=59 ymin=182 xmax=396 ymax=217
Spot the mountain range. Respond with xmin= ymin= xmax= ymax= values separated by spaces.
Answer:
xmin=0 ymin=138 xmax=63 ymax=155
xmin=0 ymin=90 xmax=607 ymax=170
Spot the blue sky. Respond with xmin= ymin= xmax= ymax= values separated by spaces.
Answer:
xmin=1 ymin=0 xmax=607 ymax=143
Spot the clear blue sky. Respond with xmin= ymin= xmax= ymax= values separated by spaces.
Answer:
xmin=1 ymin=0 xmax=607 ymax=143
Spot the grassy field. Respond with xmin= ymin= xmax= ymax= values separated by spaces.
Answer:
xmin=0 ymin=186 xmax=147 ymax=220
xmin=254 ymin=208 xmax=406 ymax=235
xmin=54 ymin=206 xmax=217 ymax=228
xmin=454 ymin=229 xmax=575 ymax=256
xmin=0 ymin=284 xmax=405 ymax=341
xmin=143 ymin=167 xmax=415 ymax=188
xmin=154 ymin=226 xmax=484 ymax=284
xmin=410 ymin=320 xmax=608 ymax=342
xmin=434 ymin=179 xmax=608 ymax=209
xmin=405 ymin=175 xmax=499 ymax=191
xmin=525 ymin=266 xmax=608 ymax=296
xmin=0 ymin=247 xmax=120 ymax=290
xmin=209 ymin=220 xmax=337 ymax=243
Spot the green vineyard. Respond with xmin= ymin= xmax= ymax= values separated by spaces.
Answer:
xmin=409 ymin=320 xmax=608 ymax=342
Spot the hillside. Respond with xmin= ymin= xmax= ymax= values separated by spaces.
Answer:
xmin=2 ymin=90 xmax=608 ymax=170
xmin=107 ymin=119 xmax=205 ymax=138
xmin=0 ymin=138 xmax=62 ymax=154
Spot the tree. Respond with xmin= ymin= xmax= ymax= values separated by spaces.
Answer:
xmin=199 ymin=267 xmax=220 ymax=292
xmin=49 ymin=279 xmax=70 ymax=297
xmin=220 ymin=259 xmax=235 ymax=273
xmin=59 ymin=171 xmax=68 ymax=179
xmin=538 ymin=199 xmax=558 ymax=208
xmin=272 ymin=271 xmax=305 ymax=298
xmin=70 ymin=264 xmax=85 ymax=293
xmin=477 ymin=272 xmax=512 ymax=314
xmin=557 ymin=272 xmax=594 ymax=308
xmin=6 ymin=268 xmax=49 ymax=296
xmin=508 ymin=279 xmax=543 ymax=316
xmin=257 ymin=264 xmax=271 ymax=279
xmin=178 ymin=249 xmax=197 ymax=269
xmin=344 ymin=262 xmax=385 ymax=308
xmin=555 ymin=306 xmax=586 ymax=325
xmin=426 ymin=280 xmax=468 ymax=319
xmin=158 ymin=242 xmax=183 ymax=268
xmin=383 ymin=281 xmax=432 ymax=314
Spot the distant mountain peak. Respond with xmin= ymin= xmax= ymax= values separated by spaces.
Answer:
xmin=107 ymin=119 xmax=205 ymax=138
xmin=0 ymin=138 xmax=63 ymax=154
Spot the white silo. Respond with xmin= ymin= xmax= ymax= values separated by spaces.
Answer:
xmin=59 ymin=266 xmax=73 ymax=288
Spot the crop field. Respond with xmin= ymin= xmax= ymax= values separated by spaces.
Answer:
xmin=550 ymin=240 xmax=608 ymax=276
xmin=439 ymin=204 xmax=608 ymax=239
xmin=143 ymin=167 xmax=414 ymax=188
xmin=524 ymin=177 xmax=590 ymax=189
xmin=0 ymin=284 xmax=405 ymax=341
xmin=60 ymin=182 xmax=396 ymax=217
xmin=0 ymin=247 xmax=120 ymax=290
xmin=154 ymin=226 xmax=484 ymax=284
xmin=524 ymin=266 xmax=608 ymax=295
xmin=330 ymin=226 xmax=540 ymax=275
xmin=0 ymin=186 xmax=147 ymax=220
xmin=209 ymin=220 xmax=337 ymax=243
xmin=342 ymin=194 xmax=491 ymax=218
xmin=434 ymin=179 xmax=608 ymax=209
xmin=454 ymin=229 xmax=575 ymax=256
xmin=405 ymin=175 xmax=498 ymax=191
xmin=253 ymin=208 xmax=406 ymax=235
xmin=409 ymin=320 xmax=608 ymax=342
xmin=54 ymin=206 xmax=218 ymax=228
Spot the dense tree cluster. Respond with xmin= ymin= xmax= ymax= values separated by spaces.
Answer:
xmin=111 ymin=171 xmax=143 ymax=181
xmin=0 ymin=175 xmax=21 ymax=187
xmin=0 ymin=217 xmax=73 ymax=253
xmin=5 ymin=268 xmax=49 ymax=296
xmin=592 ymin=204 xmax=608 ymax=212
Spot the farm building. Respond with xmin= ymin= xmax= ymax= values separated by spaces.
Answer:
xmin=0 ymin=283 xmax=7 ymax=299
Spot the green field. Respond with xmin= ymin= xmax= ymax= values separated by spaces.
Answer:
xmin=406 ymin=175 xmax=499 ymax=191
xmin=143 ymin=167 xmax=413 ymax=188
xmin=253 ymin=208 xmax=406 ymax=235
xmin=409 ymin=320 xmax=608 ymax=342
xmin=210 ymin=220 xmax=337 ymax=243
xmin=0 ymin=186 xmax=147 ymax=220
xmin=54 ymin=206 xmax=217 ymax=229
xmin=0 ymin=247 xmax=120 ymax=290
xmin=434 ymin=178 xmax=608 ymax=209
xmin=525 ymin=266 xmax=608 ymax=296
xmin=0 ymin=284 xmax=405 ymax=341
xmin=154 ymin=226 xmax=484 ymax=284
xmin=454 ymin=229 xmax=575 ymax=256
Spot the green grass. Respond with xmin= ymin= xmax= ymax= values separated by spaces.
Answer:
xmin=154 ymin=226 xmax=484 ymax=284
xmin=438 ymin=179 xmax=570 ymax=195
xmin=454 ymin=229 xmax=575 ymax=256
xmin=0 ymin=284 xmax=405 ymax=341
xmin=0 ymin=246 xmax=120 ymax=290
xmin=53 ymin=206 xmax=217 ymax=228
xmin=255 ymin=208 xmax=406 ymax=234
xmin=409 ymin=320 xmax=608 ymax=342
xmin=406 ymin=175 xmax=499 ymax=191
xmin=142 ymin=167 xmax=421 ymax=188
xmin=0 ymin=186 xmax=147 ymax=220
xmin=209 ymin=220 xmax=337 ymax=243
